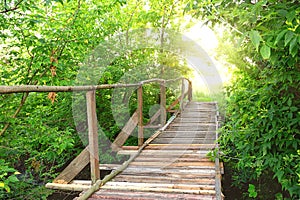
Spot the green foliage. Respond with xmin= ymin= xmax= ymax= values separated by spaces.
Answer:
xmin=187 ymin=0 xmax=300 ymax=198
xmin=0 ymin=159 xmax=19 ymax=193
xmin=193 ymin=91 xmax=212 ymax=102
xmin=248 ymin=184 xmax=258 ymax=198
xmin=1 ymin=0 xmax=192 ymax=199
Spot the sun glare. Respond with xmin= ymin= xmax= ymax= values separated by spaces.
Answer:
xmin=184 ymin=22 xmax=230 ymax=98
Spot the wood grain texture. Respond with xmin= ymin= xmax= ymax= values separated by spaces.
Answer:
xmin=86 ymin=91 xmax=100 ymax=183
xmin=53 ymin=146 xmax=90 ymax=184
xmin=111 ymin=111 xmax=138 ymax=151
xmin=74 ymin=102 xmax=224 ymax=200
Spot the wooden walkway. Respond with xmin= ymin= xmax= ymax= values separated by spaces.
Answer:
xmin=81 ymin=102 xmax=223 ymax=199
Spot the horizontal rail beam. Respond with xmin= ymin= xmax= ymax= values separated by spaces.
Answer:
xmin=0 ymin=78 xmax=190 ymax=94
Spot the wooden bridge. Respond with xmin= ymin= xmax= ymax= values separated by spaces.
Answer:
xmin=81 ymin=101 xmax=223 ymax=200
xmin=0 ymin=78 xmax=223 ymax=199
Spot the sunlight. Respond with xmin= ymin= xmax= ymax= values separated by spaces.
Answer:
xmin=184 ymin=21 xmax=231 ymax=98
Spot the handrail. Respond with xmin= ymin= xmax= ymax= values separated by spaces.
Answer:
xmin=0 ymin=77 xmax=190 ymax=94
xmin=2 ymin=77 xmax=192 ymax=186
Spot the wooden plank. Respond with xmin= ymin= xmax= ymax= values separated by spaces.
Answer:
xmin=133 ymin=156 xmax=210 ymax=162
xmin=145 ymin=144 xmax=216 ymax=149
xmin=173 ymin=120 xmax=215 ymax=123
xmin=45 ymin=182 xmax=90 ymax=191
xmin=144 ymin=125 xmax=161 ymax=129
xmin=104 ymin=181 xmax=215 ymax=190
xmin=113 ymin=175 xmax=215 ymax=185
xmin=141 ymin=147 xmax=212 ymax=152
xmin=167 ymin=127 xmax=216 ymax=131
xmin=159 ymin=131 xmax=216 ymax=138
xmin=99 ymin=164 xmax=122 ymax=170
xmin=183 ymin=108 xmax=216 ymax=112
xmin=179 ymin=114 xmax=214 ymax=118
xmin=117 ymin=150 xmax=138 ymax=155
xmin=162 ymin=130 xmax=215 ymax=133
xmin=129 ymin=161 xmax=215 ymax=168
xmin=152 ymin=138 xmax=215 ymax=144
xmin=71 ymin=180 xmax=92 ymax=185
xmin=122 ymin=167 xmax=216 ymax=175
xmin=101 ymin=182 xmax=215 ymax=195
xmin=53 ymin=147 xmax=90 ymax=184
xmin=86 ymin=90 xmax=100 ymax=183
xmin=137 ymin=85 xmax=143 ymax=146
xmin=139 ymin=150 xmax=211 ymax=155
xmin=135 ymin=154 xmax=209 ymax=160
xmin=111 ymin=111 xmax=138 ymax=151
xmin=135 ymin=154 xmax=210 ymax=160
xmin=120 ymin=171 xmax=215 ymax=179
xmin=175 ymin=116 xmax=215 ymax=120
xmin=121 ymin=146 xmax=139 ymax=150
xmin=169 ymin=123 xmax=216 ymax=127
xmin=92 ymin=189 xmax=216 ymax=200
xmin=123 ymin=165 xmax=216 ymax=171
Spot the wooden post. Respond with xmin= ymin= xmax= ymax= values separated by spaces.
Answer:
xmin=180 ymin=79 xmax=185 ymax=112
xmin=86 ymin=90 xmax=100 ymax=184
xmin=188 ymin=80 xmax=192 ymax=102
xmin=137 ymin=85 xmax=143 ymax=146
xmin=160 ymin=81 xmax=166 ymax=126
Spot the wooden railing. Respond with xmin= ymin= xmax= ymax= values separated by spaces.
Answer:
xmin=0 ymin=77 xmax=192 ymax=185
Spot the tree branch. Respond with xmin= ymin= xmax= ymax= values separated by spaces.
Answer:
xmin=0 ymin=0 xmax=24 ymax=14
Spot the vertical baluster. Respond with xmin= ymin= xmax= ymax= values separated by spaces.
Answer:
xmin=188 ymin=79 xmax=192 ymax=102
xmin=180 ymin=78 xmax=185 ymax=112
xmin=86 ymin=90 xmax=100 ymax=184
xmin=160 ymin=81 xmax=166 ymax=126
xmin=137 ymin=85 xmax=143 ymax=146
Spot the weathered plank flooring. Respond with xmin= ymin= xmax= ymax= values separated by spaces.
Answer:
xmin=85 ymin=102 xmax=223 ymax=199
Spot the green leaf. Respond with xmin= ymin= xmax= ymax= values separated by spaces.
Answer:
xmin=260 ymin=44 xmax=271 ymax=59
xmin=286 ymin=10 xmax=295 ymax=23
xmin=274 ymin=29 xmax=287 ymax=46
xmin=290 ymin=107 xmax=298 ymax=112
xmin=7 ymin=175 xmax=19 ymax=183
xmin=287 ymin=98 xmax=292 ymax=107
xmin=249 ymin=30 xmax=261 ymax=51
xmin=248 ymin=184 xmax=258 ymax=198
xmin=289 ymin=37 xmax=298 ymax=57
xmin=277 ymin=9 xmax=288 ymax=17
xmin=284 ymin=31 xmax=294 ymax=47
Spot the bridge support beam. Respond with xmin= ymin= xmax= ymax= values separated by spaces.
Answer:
xmin=137 ymin=85 xmax=144 ymax=146
xmin=188 ymin=80 xmax=192 ymax=102
xmin=160 ymin=81 xmax=166 ymax=126
xmin=86 ymin=90 xmax=100 ymax=184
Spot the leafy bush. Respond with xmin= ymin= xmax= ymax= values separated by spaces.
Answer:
xmin=186 ymin=0 xmax=300 ymax=198
xmin=0 ymin=159 xmax=19 ymax=193
xmin=220 ymin=67 xmax=300 ymax=197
